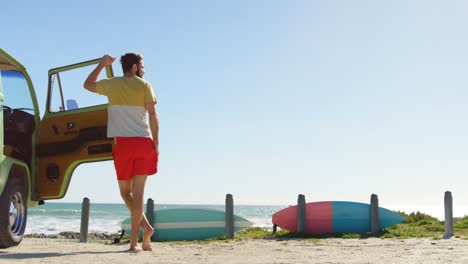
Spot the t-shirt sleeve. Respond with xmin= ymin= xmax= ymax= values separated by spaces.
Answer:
xmin=144 ymin=83 xmax=157 ymax=104
xmin=95 ymin=78 xmax=112 ymax=96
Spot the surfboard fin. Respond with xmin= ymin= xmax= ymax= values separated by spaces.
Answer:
xmin=112 ymin=230 xmax=125 ymax=244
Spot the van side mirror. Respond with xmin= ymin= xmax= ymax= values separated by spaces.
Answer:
xmin=66 ymin=99 xmax=78 ymax=110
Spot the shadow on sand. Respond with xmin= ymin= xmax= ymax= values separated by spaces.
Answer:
xmin=0 ymin=249 xmax=131 ymax=260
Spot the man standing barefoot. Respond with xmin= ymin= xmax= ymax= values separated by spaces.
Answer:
xmin=84 ymin=53 xmax=159 ymax=252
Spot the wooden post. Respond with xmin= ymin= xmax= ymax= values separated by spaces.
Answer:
xmin=297 ymin=194 xmax=306 ymax=236
xmin=370 ymin=194 xmax=379 ymax=235
xmin=443 ymin=191 xmax=454 ymax=239
xmin=80 ymin=197 xmax=90 ymax=243
xmin=146 ymin=198 xmax=155 ymax=230
xmin=225 ymin=194 xmax=234 ymax=238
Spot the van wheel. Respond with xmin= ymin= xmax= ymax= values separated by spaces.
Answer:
xmin=0 ymin=176 xmax=27 ymax=248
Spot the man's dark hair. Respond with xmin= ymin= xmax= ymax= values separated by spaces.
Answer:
xmin=120 ymin=53 xmax=143 ymax=73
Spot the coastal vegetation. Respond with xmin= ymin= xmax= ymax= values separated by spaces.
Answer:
xmin=234 ymin=212 xmax=468 ymax=240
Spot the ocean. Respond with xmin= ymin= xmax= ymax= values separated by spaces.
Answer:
xmin=26 ymin=203 xmax=287 ymax=235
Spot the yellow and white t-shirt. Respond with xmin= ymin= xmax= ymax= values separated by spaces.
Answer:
xmin=96 ymin=76 xmax=157 ymax=138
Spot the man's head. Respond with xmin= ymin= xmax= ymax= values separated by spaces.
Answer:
xmin=120 ymin=53 xmax=144 ymax=78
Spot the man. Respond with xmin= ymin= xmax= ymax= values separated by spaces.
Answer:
xmin=83 ymin=53 xmax=159 ymax=252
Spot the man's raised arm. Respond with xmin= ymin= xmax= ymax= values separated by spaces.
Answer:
xmin=83 ymin=54 xmax=115 ymax=93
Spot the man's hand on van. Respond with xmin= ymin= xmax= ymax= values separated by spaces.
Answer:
xmin=100 ymin=55 xmax=115 ymax=67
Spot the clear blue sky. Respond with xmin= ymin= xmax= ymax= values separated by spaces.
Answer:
xmin=3 ymin=0 xmax=468 ymax=217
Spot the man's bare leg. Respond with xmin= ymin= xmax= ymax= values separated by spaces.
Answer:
xmin=118 ymin=179 xmax=154 ymax=252
xmin=139 ymin=213 xmax=154 ymax=247
xmin=130 ymin=176 xmax=153 ymax=251
xmin=118 ymin=179 xmax=154 ymax=251
xmin=118 ymin=181 xmax=154 ymax=236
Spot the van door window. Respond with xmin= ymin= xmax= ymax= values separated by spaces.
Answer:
xmin=49 ymin=65 xmax=110 ymax=112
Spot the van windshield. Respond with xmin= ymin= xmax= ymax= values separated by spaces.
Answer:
xmin=1 ymin=70 xmax=34 ymax=113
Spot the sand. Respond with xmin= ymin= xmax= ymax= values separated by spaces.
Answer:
xmin=0 ymin=237 xmax=467 ymax=263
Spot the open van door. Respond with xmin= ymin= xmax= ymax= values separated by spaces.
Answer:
xmin=37 ymin=59 xmax=115 ymax=200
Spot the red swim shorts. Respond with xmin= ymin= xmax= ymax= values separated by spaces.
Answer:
xmin=112 ymin=137 xmax=158 ymax=181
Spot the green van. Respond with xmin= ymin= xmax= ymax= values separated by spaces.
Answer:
xmin=0 ymin=48 xmax=115 ymax=248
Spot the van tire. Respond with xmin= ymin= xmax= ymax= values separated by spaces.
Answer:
xmin=0 ymin=175 xmax=27 ymax=248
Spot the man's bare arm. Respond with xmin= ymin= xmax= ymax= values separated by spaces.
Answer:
xmin=83 ymin=55 xmax=115 ymax=92
xmin=146 ymin=102 xmax=159 ymax=153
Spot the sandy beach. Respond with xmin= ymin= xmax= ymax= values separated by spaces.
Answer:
xmin=0 ymin=237 xmax=467 ymax=263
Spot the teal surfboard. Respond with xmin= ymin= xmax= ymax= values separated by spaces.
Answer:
xmin=121 ymin=208 xmax=253 ymax=241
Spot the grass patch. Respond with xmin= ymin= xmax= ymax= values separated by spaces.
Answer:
xmin=455 ymin=216 xmax=468 ymax=229
xmin=236 ymin=227 xmax=272 ymax=239
xmin=235 ymin=212 xmax=468 ymax=240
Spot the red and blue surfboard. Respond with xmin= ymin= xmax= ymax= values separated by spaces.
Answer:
xmin=272 ymin=201 xmax=405 ymax=234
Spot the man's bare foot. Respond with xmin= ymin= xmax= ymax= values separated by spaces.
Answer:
xmin=142 ymin=245 xmax=153 ymax=251
xmin=129 ymin=244 xmax=143 ymax=253
xmin=142 ymin=227 xmax=154 ymax=251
